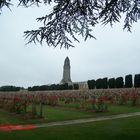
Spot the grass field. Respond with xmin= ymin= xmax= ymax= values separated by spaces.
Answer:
xmin=0 ymin=104 xmax=140 ymax=140
xmin=0 ymin=116 xmax=140 ymax=140
xmin=0 ymin=104 xmax=140 ymax=124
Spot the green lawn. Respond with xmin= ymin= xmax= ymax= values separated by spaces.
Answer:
xmin=0 ymin=104 xmax=140 ymax=124
xmin=0 ymin=116 xmax=140 ymax=140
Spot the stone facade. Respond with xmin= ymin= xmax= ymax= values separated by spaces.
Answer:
xmin=60 ymin=57 xmax=72 ymax=84
xmin=60 ymin=57 xmax=88 ymax=89
xmin=77 ymin=81 xmax=89 ymax=89
xmin=73 ymin=81 xmax=89 ymax=89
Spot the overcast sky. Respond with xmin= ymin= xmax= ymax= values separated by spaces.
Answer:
xmin=0 ymin=4 xmax=140 ymax=88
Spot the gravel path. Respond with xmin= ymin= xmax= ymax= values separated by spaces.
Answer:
xmin=35 ymin=112 xmax=140 ymax=128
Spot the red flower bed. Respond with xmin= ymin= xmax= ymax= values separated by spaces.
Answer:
xmin=0 ymin=124 xmax=36 ymax=131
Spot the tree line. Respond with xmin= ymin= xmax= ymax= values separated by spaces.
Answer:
xmin=28 ymin=83 xmax=79 ymax=91
xmin=1 ymin=74 xmax=139 ymax=91
xmin=0 ymin=86 xmax=23 ymax=92
xmin=87 ymin=74 xmax=140 ymax=89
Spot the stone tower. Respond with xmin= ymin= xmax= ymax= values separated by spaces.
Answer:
xmin=61 ymin=57 xmax=72 ymax=84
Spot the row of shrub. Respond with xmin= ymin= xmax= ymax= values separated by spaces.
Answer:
xmin=28 ymin=83 xmax=79 ymax=91
xmin=88 ymin=74 xmax=140 ymax=89
xmin=0 ymin=86 xmax=23 ymax=92
xmin=1 ymin=74 xmax=139 ymax=91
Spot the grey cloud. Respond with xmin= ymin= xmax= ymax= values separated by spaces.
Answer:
xmin=0 ymin=6 xmax=140 ymax=88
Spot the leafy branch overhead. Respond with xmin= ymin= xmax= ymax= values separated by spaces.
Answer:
xmin=1 ymin=0 xmax=140 ymax=48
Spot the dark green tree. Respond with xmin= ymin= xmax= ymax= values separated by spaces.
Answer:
xmin=73 ymin=84 xmax=79 ymax=90
xmin=87 ymin=80 xmax=92 ymax=89
xmin=134 ymin=74 xmax=140 ymax=88
xmin=59 ymin=83 xmax=69 ymax=90
xmin=102 ymin=77 xmax=108 ymax=89
xmin=50 ymin=84 xmax=57 ymax=90
xmin=0 ymin=0 xmax=140 ymax=48
xmin=108 ymin=78 xmax=116 ymax=88
xmin=87 ymin=79 xmax=96 ymax=89
xmin=125 ymin=74 xmax=133 ymax=88
xmin=96 ymin=78 xmax=102 ymax=89
xmin=0 ymin=86 xmax=20 ymax=91
xmin=28 ymin=87 xmax=32 ymax=91
xmin=31 ymin=86 xmax=40 ymax=91
xmin=115 ymin=77 xmax=124 ymax=88
xmin=92 ymin=79 xmax=96 ymax=89
xmin=68 ymin=85 xmax=73 ymax=90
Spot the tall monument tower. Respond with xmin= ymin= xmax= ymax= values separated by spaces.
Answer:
xmin=61 ymin=57 xmax=72 ymax=84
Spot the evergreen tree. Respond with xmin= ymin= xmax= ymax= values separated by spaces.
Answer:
xmin=87 ymin=79 xmax=95 ymax=89
xmin=68 ymin=85 xmax=73 ymax=90
xmin=134 ymin=74 xmax=140 ymax=88
xmin=73 ymin=84 xmax=79 ymax=90
xmin=125 ymin=74 xmax=133 ymax=88
xmin=87 ymin=80 xmax=92 ymax=89
xmin=102 ymin=78 xmax=108 ymax=89
xmin=115 ymin=77 xmax=124 ymax=88
xmin=0 ymin=0 xmax=140 ymax=48
xmin=108 ymin=78 xmax=116 ymax=88
xmin=0 ymin=86 xmax=20 ymax=91
xmin=96 ymin=79 xmax=102 ymax=89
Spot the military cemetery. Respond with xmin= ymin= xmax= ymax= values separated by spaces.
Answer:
xmin=0 ymin=56 xmax=140 ymax=140
xmin=0 ymin=0 xmax=140 ymax=140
